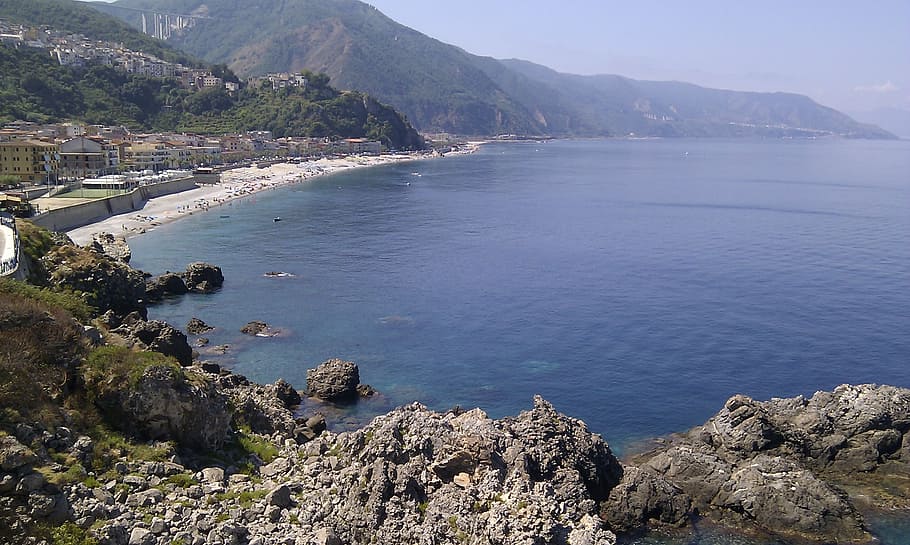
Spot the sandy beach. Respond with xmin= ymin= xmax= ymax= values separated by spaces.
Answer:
xmin=65 ymin=153 xmax=431 ymax=246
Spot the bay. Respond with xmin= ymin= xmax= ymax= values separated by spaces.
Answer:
xmin=130 ymin=138 xmax=910 ymax=543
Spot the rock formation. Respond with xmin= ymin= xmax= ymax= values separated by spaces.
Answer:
xmin=88 ymin=232 xmax=131 ymax=263
xmin=182 ymin=262 xmax=224 ymax=293
xmin=625 ymin=384 xmax=910 ymax=542
xmin=86 ymin=363 xmax=231 ymax=450
xmin=306 ymin=358 xmax=362 ymax=402
xmin=144 ymin=273 xmax=188 ymax=302
xmin=185 ymin=317 xmax=214 ymax=335
xmin=116 ymin=319 xmax=193 ymax=366
xmin=42 ymin=244 xmax=147 ymax=318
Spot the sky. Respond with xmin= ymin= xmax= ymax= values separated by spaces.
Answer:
xmin=84 ymin=0 xmax=909 ymax=114
xmin=362 ymin=0 xmax=910 ymax=114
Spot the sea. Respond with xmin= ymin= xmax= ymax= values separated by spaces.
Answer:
xmin=130 ymin=138 xmax=910 ymax=544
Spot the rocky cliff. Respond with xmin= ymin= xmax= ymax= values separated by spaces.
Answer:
xmin=2 ymin=224 xmax=909 ymax=544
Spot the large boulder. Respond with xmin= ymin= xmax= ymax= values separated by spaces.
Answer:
xmin=87 ymin=232 xmax=131 ymax=263
xmin=87 ymin=362 xmax=231 ymax=450
xmin=42 ymin=244 xmax=147 ymax=318
xmin=182 ymin=262 xmax=224 ymax=293
xmin=306 ymin=359 xmax=360 ymax=402
xmin=600 ymin=466 xmax=690 ymax=532
xmin=121 ymin=319 xmax=193 ymax=366
xmin=145 ymin=273 xmax=188 ymax=302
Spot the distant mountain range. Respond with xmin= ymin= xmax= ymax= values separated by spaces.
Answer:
xmin=88 ymin=0 xmax=895 ymax=139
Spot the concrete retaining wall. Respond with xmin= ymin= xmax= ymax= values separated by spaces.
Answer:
xmin=31 ymin=177 xmax=198 ymax=232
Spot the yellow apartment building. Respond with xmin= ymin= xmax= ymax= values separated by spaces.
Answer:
xmin=0 ymin=140 xmax=60 ymax=184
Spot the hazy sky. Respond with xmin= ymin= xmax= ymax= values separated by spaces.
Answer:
xmin=362 ymin=0 xmax=909 ymax=113
xmin=84 ymin=0 xmax=909 ymax=113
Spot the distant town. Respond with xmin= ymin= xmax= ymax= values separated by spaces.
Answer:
xmin=0 ymin=19 xmax=394 ymax=216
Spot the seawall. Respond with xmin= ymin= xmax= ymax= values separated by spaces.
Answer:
xmin=31 ymin=176 xmax=198 ymax=232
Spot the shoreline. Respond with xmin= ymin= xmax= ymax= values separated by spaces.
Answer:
xmin=64 ymin=150 xmax=465 ymax=246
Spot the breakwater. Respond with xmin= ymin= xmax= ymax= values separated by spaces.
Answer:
xmin=31 ymin=176 xmax=198 ymax=232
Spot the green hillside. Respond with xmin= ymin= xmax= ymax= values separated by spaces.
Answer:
xmin=0 ymin=0 xmax=423 ymax=148
xmin=0 ymin=0 xmax=198 ymax=65
xmin=93 ymin=0 xmax=895 ymax=139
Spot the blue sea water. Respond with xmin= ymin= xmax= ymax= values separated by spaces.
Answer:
xmin=130 ymin=138 xmax=910 ymax=543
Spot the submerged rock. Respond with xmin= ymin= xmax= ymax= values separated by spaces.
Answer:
xmin=186 ymin=317 xmax=214 ymax=335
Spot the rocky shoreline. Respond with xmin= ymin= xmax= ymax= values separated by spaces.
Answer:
xmin=2 ymin=228 xmax=909 ymax=544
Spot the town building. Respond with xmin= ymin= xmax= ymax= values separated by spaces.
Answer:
xmin=0 ymin=140 xmax=59 ymax=184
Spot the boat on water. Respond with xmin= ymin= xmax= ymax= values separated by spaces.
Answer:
xmin=273 ymin=217 xmax=282 ymax=222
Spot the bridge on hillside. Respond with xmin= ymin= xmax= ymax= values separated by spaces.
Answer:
xmin=97 ymin=4 xmax=214 ymax=41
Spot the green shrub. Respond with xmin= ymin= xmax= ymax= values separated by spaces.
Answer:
xmin=82 ymin=345 xmax=184 ymax=397
xmin=0 ymin=279 xmax=93 ymax=322
xmin=50 ymin=522 xmax=98 ymax=545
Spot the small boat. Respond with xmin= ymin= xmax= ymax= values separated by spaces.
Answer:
xmin=273 ymin=217 xmax=282 ymax=222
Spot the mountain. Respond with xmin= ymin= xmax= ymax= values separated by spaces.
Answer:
xmin=90 ymin=0 xmax=895 ymax=139
xmin=0 ymin=0 xmax=423 ymax=148
xmin=0 ymin=0 xmax=198 ymax=66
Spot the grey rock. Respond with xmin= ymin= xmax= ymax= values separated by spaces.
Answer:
xmin=271 ymin=378 xmax=302 ymax=408
xmin=183 ymin=262 xmax=224 ymax=293
xmin=186 ymin=317 xmax=214 ymax=335
xmin=600 ymin=466 xmax=690 ymax=532
xmin=200 ymin=467 xmax=225 ymax=484
xmin=313 ymin=527 xmax=342 ymax=545
xmin=306 ymin=359 xmax=360 ymax=402
xmin=145 ymin=273 xmax=188 ymax=302
xmin=126 ymin=319 xmax=193 ymax=366
xmin=266 ymin=484 xmax=293 ymax=508
xmin=89 ymin=232 xmax=132 ymax=263
xmin=128 ymin=527 xmax=154 ymax=545
xmin=89 ymin=364 xmax=231 ymax=450
xmin=0 ymin=435 xmax=37 ymax=471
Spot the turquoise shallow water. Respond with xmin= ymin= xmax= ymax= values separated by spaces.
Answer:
xmin=130 ymin=138 xmax=910 ymax=543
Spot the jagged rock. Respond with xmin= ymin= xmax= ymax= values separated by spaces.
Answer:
xmin=266 ymin=484 xmax=293 ymax=508
xmin=313 ymin=527 xmax=342 ymax=545
xmin=630 ymin=384 xmax=910 ymax=542
xmin=87 ymin=365 xmax=231 ymax=450
xmin=182 ymin=262 xmax=224 ymax=293
xmin=42 ymin=244 xmax=147 ymax=317
xmin=599 ymin=466 xmax=690 ymax=532
xmin=306 ymin=358 xmax=361 ymax=402
xmin=124 ymin=320 xmax=193 ymax=366
xmin=240 ymin=321 xmax=271 ymax=336
xmin=305 ymin=414 xmax=327 ymax=434
xmin=270 ymin=378 xmax=301 ymax=409
xmin=186 ymin=317 xmax=214 ymax=335
xmin=219 ymin=374 xmax=299 ymax=439
xmin=0 ymin=436 xmax=38 ymax=471
xmin=88 ymin=232 xmax=131 ymax=263
xmin=145 ymin=273 xmax=187 ymax=302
